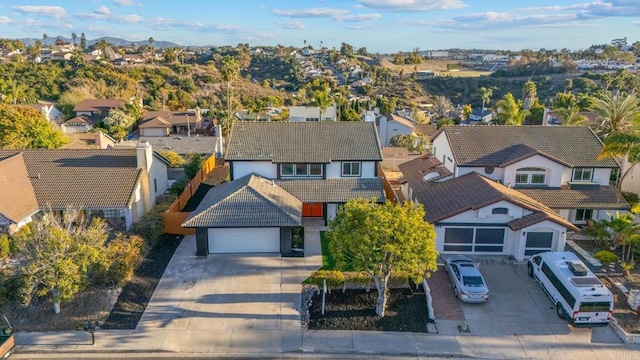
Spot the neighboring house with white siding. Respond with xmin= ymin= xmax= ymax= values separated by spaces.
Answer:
xmin=183 ymin=122 xmax=385 ymax=256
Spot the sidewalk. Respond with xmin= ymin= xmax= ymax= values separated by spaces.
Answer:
xmin=12 ymin=328 xmax=640 ymax=359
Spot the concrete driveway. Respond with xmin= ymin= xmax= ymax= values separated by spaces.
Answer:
xmin=432 ymin=260 xmax=621 ymax=343
xmin=137 ymin=228 xmax=321 ymax=331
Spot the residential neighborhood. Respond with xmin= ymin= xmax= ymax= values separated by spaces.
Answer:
xmin=1 ymin=2 xmax=640 ymax=358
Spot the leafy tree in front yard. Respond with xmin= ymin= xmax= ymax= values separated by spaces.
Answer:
xmin=326 ymin=199 xmax=438 ymax=317
xmin=13 ymin=210 xmax=109 ymax=313
xmin=0 ymin=104 xmax=68 ymax=149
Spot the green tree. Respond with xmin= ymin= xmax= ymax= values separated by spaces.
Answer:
xmin=184 ymin=152 xmax=206 ymax=179
xmin=478 ymin=87 xmax=492 ymax=111
xmin=71 ymin=33 xmax=77 ymax=46
xmin=590 ymin=212 xmax=640 ymax=263
xmin=599 ymin=131 xmax=640 ymax=189
xmin=436 ymin=118 xmax=455 ymax=129
xmin=594 ymin=92 xmax=639 ymax=138
xmin=522 ymin=80 xmax=537 ymax=110
xmin=219 ymin=55 xmax=239 ymax=137
xmin=341 ymin=108 xmax=361 ymax=122
xmin=80 ymin=33 xmax=86 ymax=50
xmin=525 ymin=102 xmax=545 ymax=125
xmin=310 ymin=89 xmax=334 ymax=121
xmin=327 ymin=200 xmax=438 ymax=316
xmin=103 ymin=108 xmax=134 ymax=129
xmin=559 ymin=106 xmax=588 ymax=126
xmin=495 ymin=92 xmax=528 ymax=125
xmin=0 ymin=104 xmax=68 ymax=149
xmin=14 ymin=210 xmax=109 ymax=312
xmin=462 ymin=104 xmax=472 ymax=121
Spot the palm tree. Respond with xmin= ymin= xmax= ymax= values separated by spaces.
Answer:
xmin=148 ymin=37 xmax=155 ymax=64
xmin=495 ymin=92 xmax=528 ymax=125
xmin=42 ymin=33 xmax=48 ymax=43
xmin=594 ymin=92 xmax=639 ymax=138
xmin=311 ymin=89 xmax=334 ymax=121
xmin=71 ymin=33 xmax=77 ymax=45
xmin=558 ymin=106 xmax=588 ymax=126
xmin=220 ymin=55 xmax=239 ymax=137
xmin=479 ymin=87 xmax=492 ymax=111
xmin=522 ymin=80 xmax=537 ymax=110
xmin=599 ymin=130 xmax=640 ymax=189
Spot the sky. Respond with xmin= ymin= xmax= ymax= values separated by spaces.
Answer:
xmin=0 ymin=0 xmax=639 ymax=53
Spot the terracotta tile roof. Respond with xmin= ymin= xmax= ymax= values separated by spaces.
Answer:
xmin=65 ymin=115 xmax=93 ymax=125
xmin=183 ymin=174 xmax=302 ymax=228
xmin=404 ymin=172 xmax=576 ymax=231
xmin=0 ymin=149 xmax=142 ymax=209
xmin=433 ymin=126 xmax=618 ymax=168
xmin=138 ymin=116 xmax=172 ymax=128
xmin=518 ymin=187 xmax=630 ymax=210
xmin=398 ymin=154 xmax=452 ymax=184
xmin=142 ymin=111 xmax=199 ymax=126
xmin=0 ymin=153 xmax=39 ymax=223
xmin=274 ymin=178 xmax=385 ymax=203
xmin=225 ymin=122 xmax=382 ymax=162
xmin=73 ymin=99 xmax=126 ymax=112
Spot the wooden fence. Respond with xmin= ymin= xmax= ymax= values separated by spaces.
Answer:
xmin=377 ymin=163 xmax=398 ymax=203
xmin=162 ymin=155 xmax=216 ymax=235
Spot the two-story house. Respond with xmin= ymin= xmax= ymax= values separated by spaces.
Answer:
xmin=183 ymin=122 xmax=385 ymax=256
xmin=0 ymin=141 xmax=169 ymax=233
xmin=399 ymin=126 xmax=629 ymax=261
xmin=289 ymin=105 xmax=337 ymax=122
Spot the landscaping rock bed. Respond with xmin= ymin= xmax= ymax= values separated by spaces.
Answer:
xmin=308 ymin=288 xmax=429 ymax=332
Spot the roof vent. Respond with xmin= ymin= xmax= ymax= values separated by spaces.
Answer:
xmin=567 ymin=261 xmax=588 ymax=276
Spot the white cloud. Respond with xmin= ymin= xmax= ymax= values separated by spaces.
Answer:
xmin=95 ymin=6 xmax=111 ymax=15
xmin=358 ymin=0 xmax=466 ymax=12
xmin=272 ymin=7 xmax=381 ymax=22
xmin=280 ymin=20 xmax=306 ymax=29
xmin=427 ymin=11 xmax=578 ymax=30
xmin=0 ymin=16 xmax=14 ymax=25
xmin=12 ymin=5 xmax=67 ymax=19
xmin=113 ymin=0 xmax=135 ymax=6
xmin=76 ymin=11 xmax=143 ymax=24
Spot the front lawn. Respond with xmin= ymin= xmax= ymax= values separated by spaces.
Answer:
xmin=319 ymin=231 xmax=354 ymax=271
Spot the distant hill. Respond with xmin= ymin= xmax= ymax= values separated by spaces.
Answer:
xmin=19 ymin=36 xmax=180 ymax=48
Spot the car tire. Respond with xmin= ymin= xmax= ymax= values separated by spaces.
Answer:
xmin=454 ymin=286 xmax=459 ymax=298
xmin=527 ymin=263 xmax=534 ymax=278
xmin=556 ymin=302 xmax=565 ymax=319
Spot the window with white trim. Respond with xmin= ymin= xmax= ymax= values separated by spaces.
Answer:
xmin=572 ymin=168 xmax=593 ymax=182
xmin=515 ymin=167 xmax=547 ymax=185
xmin=492 ymin=207 xmax=508 ymax=215
xmin=280 ymin=163 xmax=323 ymax=177
xmin=342 ymin=162 xmax=361 ymax=177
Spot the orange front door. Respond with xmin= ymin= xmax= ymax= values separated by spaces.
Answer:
xmin=302 ymin=203 xmax=323 ymax=217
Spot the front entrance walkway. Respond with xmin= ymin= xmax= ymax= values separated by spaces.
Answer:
xmin=136 ymin=220 xmax=322 ymax=332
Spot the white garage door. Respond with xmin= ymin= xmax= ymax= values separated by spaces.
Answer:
xmin=208 ymin=227 xmax=280 ymax=253
xmin=141 ymin=128 xmax=167 ymax=137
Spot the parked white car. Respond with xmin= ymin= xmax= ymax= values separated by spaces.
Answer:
xmin=444 ymin=255 xmax=489 ymax=303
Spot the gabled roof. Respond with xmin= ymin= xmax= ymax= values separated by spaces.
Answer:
xmin=141 ymin=111 xmax=199 ymax=126
xmin=403 ymin=171 xmax=577 ymax=231
xmin=225 ymin=122 xmax=382 ymax=162
xmin=518 ymin=187 xmax=630 ymax=210
xmin=398 ymin=154 xmax=452 ymax=184
xmin=383 ymin=113 xmax=415 ymax=129
xmin=138 ymin=116 xmax=172 ymax=129
xmin=65 ymin=115 xmax=94 ymax=125
xmin=274 ymin=178 xmax=385 ymax=203
xmin=73 ymin=99 xmax=126 ymax=112
xmin=183 ymin=174 xmax=302 ymax=228
xmin=432 ymin=126 xmax=618 ymax=168
xmin=0 ymin=153 xmax=39 ymax=223
xmin=0 ymin=149 xmax=142 ymax=209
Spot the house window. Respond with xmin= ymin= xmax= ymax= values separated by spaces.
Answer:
xmin=102 ymin=209 xmax=117 ymax=218
xmin=572 ymin=168 xmax=593 ymax=182
xmin=515 ymin=167 xmax=546 ymax=185
xmin=492 ymin=207 xmax=509 ymax=215
xmin=342 ymin=162 xmax=361 ymax=177
xmin=575 ymin=209 xmax=593 ymax=222
xmin=281 ymin=163 xmax=323 ymax=177
xmin=444 ymin=227 xmax=505 ymax=253
xmin=281 ymin=164 xmax=294 ymax=176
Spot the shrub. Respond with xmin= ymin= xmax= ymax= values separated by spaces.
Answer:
xmin=594 ymin=250 xmax=619 ymax=263
xmin=132 ymin=210 xmax=163 ymax=249
xmin=309 ymin=270 xmax=346 ymax=287
xmin=169 ymin=178 xmax=189 ymax=196
xmin=0 ymin=234 xmax=10 ymax=258
xmin=98 ymin=235 xmax=145 ymax=286
xmin=183 ymin=152 xmax=206 ymax=179
xmin=0 ymin=269 xmax=22 ymax=302
xmin=157 ymin=150 xmax=185 ymax=168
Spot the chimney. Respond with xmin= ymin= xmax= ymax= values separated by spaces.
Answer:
xmin=195 ymin=107 xmax=202 ymax=122
xmin=136 ymin=140 xmax=152 ymax=172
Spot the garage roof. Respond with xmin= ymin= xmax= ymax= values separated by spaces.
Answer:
xmin=183 ymin=174 xmax=302 ymax=228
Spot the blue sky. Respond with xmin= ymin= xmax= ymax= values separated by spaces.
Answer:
xmin=1 ymin=0 xmax=639 ymax=52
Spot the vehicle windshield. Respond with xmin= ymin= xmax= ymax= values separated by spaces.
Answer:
xmin=463 ymin=276 xmax=484 ymax=287
xmin=578 ymin=302 xmax=611 ymax=313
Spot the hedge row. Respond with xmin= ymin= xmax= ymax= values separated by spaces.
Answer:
xmin=307 ymin=270 xmax=407 ymax=287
